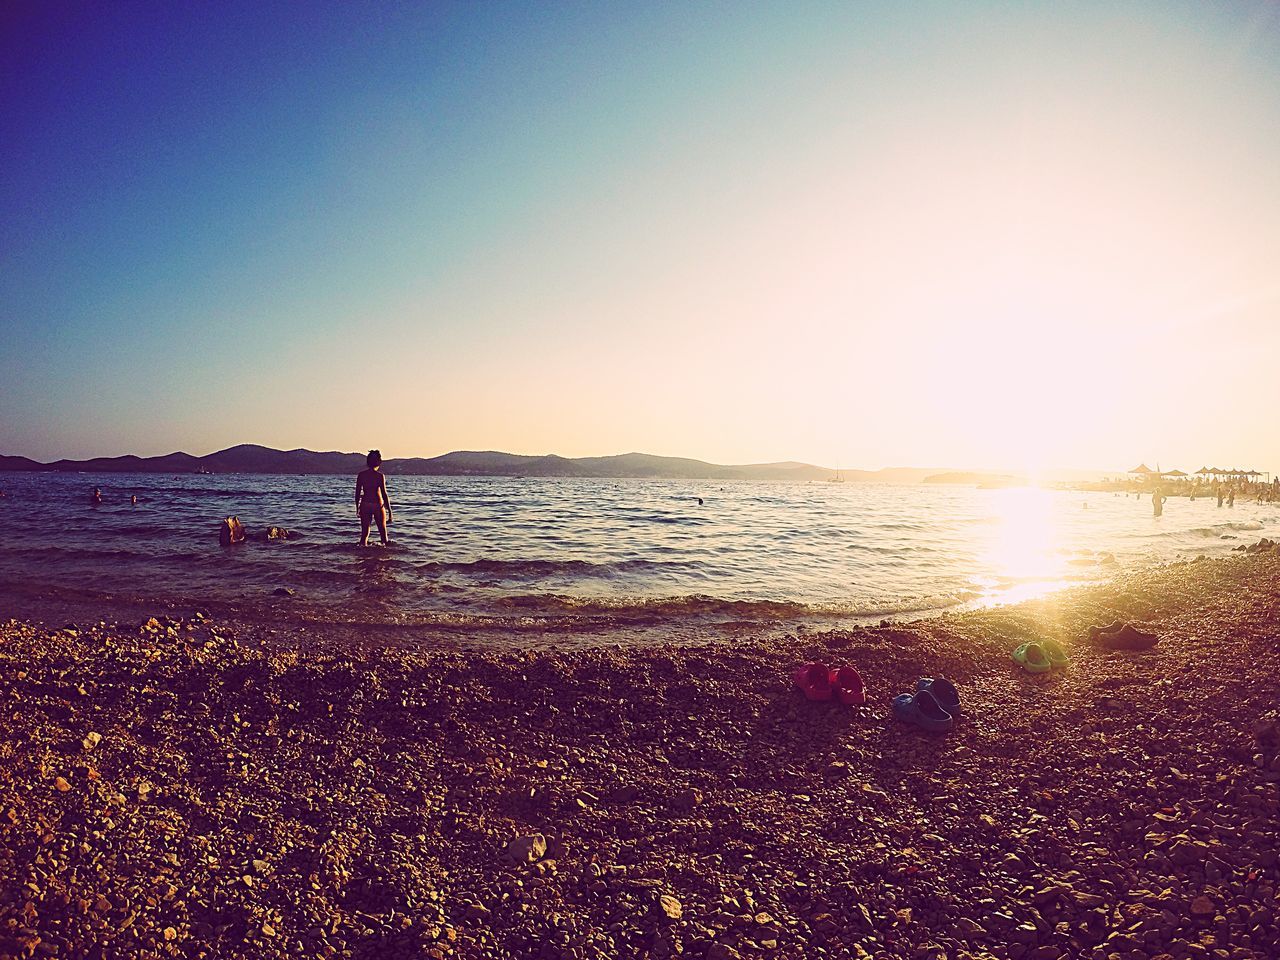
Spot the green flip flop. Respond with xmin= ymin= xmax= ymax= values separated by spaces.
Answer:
xmin=1012 ymin=642 xmax=1051 ymax=673
xmin=1039 ymin=639 xmax=1069 ymax=668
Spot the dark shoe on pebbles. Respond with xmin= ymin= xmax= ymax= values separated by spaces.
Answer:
xmin=1087 ymin=620 xmax=1125 ymax=642
xmin=916 ymin=677 xmax=960 ymax=715
xmin=1096 ymin=622 xmax=1159 ymax=650
xmin=893 ymin=688 xmax=953 ymax=733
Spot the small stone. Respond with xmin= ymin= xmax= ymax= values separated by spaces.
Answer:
xmin=1071 ymin=891 xmax=1107 ymax=910
xmin=506 ymin=834 xmax=547 ymax=863
xmin=83 ymin=732 xmax=102 ymax=751
xmin=163 ymin=927 xmax=177 ymax=941
xmin=54 ymin=777 xmax=71 ymax=793
xmin=1011 ymin=923 xmax=1038 ymax=944
xmin=1191 ymin=895 xmax=1215 ymax=919
xmin=672 ymin=789 xmax=703 ymax=811
xmin=659 ymin=895 xmax=683 ymax=920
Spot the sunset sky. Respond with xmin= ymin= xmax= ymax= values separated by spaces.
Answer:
xmin=3 ymin=2 xmax=1279 ymax=472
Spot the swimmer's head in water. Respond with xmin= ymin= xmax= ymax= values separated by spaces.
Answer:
xmin=367 ymin=450 xmax=382 ymax=468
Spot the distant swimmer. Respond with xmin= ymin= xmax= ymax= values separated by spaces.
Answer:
xmin=131 ymin=494 xmax=138 ymax=505
xmin=355 ymin=449 xmax=393 ymax=547
xmin=90 ymin=487 xmax=103 ymax=506
xmin=697 ymin=497 xmax=704 ymax=505
xmin=1228 ymin=487 xmax=1235 ymax=508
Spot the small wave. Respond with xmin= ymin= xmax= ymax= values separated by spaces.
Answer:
xmin=415 ymin=557 xmax=689 ymax=580
xmin=1186 ymin=520 xmax=1265 ymax=537
xmin=489 ymin=590 xmax=983 ymax=622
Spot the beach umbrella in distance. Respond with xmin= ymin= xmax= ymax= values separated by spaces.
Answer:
xmin=1165 ymin=469 xmax=1187 ymax=477
xmin=1195 ymin=467 xmax=1211 ymax=475
xmin=1128 ymin=464 xmax=1155 ymax=474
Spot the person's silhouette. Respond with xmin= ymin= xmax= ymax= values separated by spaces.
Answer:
xmin=355 ymin=450 xmax=393 ymax=546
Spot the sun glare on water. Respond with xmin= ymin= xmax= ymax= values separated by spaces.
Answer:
xmin=973 ymin=486 xmax=1074 ymax=605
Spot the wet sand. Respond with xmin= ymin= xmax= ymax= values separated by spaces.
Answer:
xmin=2 ymin=552 xmax=1279 ymax=959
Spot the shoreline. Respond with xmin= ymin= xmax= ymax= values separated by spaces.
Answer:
xmin=2 ymin=552 xmax=1279 ymax=958
xmin=3 ymin=471 xmax=1273 ymax=656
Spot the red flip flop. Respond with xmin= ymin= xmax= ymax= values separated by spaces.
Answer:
xmin=828 ymin=665 xmax=866 ymax=705
xmin=794 ymin=662 xmax=833 ymax=701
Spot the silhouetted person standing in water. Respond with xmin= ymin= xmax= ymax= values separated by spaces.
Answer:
xmin=1152 ymin=486 xmax=1165 ymax=517
xmin=356 ymin=450 xmax=393 ymax=546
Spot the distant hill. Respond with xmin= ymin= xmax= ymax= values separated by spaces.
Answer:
xmin=0 ymin=455 xmax=45 ymax=471
xmin=0 ymin=444 xmax=954 ymax=482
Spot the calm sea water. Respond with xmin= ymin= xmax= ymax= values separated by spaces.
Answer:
xmin=0 ymin=472 xmax=1272 ymax=643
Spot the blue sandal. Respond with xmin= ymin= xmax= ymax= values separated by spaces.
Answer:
xmin=893 ymin=688 xmax=954 ymax=732
xmin=917 ymin=677 xmax=960 ymax=715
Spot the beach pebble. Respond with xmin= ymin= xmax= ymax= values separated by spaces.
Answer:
xmin=506 ymin=834 xmax=547 ymax=863
xmin=671 ymin=789 xmax=703 ymax=811
xmin=658 ymin=895 xmax=683 ymax=921
xmin=1191 ymin=895 xmax=1216 ymax=920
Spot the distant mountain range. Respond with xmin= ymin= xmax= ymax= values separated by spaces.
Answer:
xmin=0 ymin=444 xmax=952 ymax=482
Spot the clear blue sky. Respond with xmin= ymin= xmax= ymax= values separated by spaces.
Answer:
xmin=4 ymin=1 xmax=1280 ymax=470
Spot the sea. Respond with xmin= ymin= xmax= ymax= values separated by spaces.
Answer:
xmin=0 ymin=472 xmax=1272 ymax=646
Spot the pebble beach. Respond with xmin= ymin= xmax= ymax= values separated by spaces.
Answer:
xmin=2 ymin=551 xmax=1279 ymax=960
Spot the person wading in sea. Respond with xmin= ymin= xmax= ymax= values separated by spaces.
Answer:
xmin=356 ymin=450 xmax=393 ymax=547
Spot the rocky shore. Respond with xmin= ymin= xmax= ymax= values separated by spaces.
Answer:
xmin=2 ymin=552 xmax=1279 ymax=960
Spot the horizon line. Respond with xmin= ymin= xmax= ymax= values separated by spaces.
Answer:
xmin=0 ymin=441 xmax=1166 ymax=477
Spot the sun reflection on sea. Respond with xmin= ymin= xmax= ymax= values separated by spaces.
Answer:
xmin=971 ymin=486 xmax=1074 ymax=606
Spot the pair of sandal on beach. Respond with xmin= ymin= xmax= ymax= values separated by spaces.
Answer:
xmin=893 ymin=677 xmax=960 ymax=733
xmin=1087 ymin=621 xmax=1159 ymax=650
xmin=793 ymin=661 xmax=867 ymax=705
xmin=1011 ymin=639 xmax=1069 ymax=673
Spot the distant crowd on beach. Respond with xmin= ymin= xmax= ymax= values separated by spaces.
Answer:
xmin=1138 ymin=477 xmax=1280 ymax=504
xmin=1138 ymin=476 xmax=1279 ymax=517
